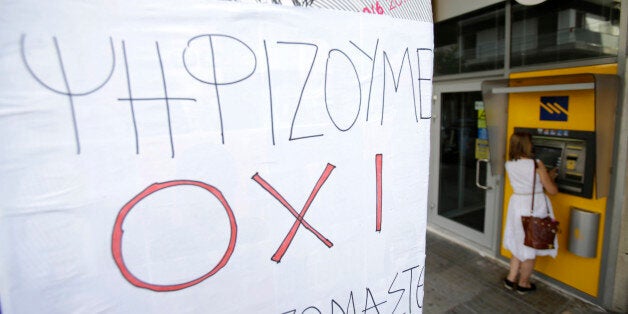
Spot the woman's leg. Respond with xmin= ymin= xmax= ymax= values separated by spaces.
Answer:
xmin=518 ymin=258 xmax=536 ymax=288
xmin=507 ymin=257 xmax=520 ymax=282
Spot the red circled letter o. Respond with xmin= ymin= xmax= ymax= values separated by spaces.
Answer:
xmin=111 ymin=180 xmax=237 ymax=292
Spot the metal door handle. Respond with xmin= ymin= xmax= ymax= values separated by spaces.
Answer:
xmin=476 ymin=159 xmax=491 ymax=190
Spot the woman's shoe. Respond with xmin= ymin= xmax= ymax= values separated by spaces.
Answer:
xmin=516 ymin=283 xmax=537 ymax=294
xmin=503 ymin=278 xmax=516 ymax=290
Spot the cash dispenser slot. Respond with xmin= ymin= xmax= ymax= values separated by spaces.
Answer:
xmin=515 ymin=127 xmax=595 ymax=198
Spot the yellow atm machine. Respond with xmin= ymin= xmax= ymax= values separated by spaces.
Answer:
xmin=482 ymin=64 xmax=619 ymax=298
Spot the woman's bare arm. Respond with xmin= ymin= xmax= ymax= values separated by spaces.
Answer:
xmin=536 ymin=160 xmax=558 ymax=195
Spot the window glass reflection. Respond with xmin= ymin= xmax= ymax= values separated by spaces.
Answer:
xmin=511 ymin=0 xmax=620 ymax=67
xmin=435 ymin=4 xmax=505 ymax=76
xmin=434 ymin=0 xmax=621 ymax=76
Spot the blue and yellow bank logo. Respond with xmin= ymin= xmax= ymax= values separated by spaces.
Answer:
xmin=540 ymin=96 xmax=568 ymax=121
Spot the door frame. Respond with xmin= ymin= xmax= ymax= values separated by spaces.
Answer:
xmin=428 ymin=78 xmax=504 ymax=252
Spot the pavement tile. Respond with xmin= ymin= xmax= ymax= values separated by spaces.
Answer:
xmin=423 ymin=231 xmax=608 ymax=314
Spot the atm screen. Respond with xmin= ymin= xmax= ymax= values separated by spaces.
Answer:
xmin=534 ymin=145 xmax=562 ymax=169
xmin=516 ymin=127 xmax=595 ymax=198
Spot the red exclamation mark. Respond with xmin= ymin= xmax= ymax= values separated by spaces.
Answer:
xmin=376 ymin=154 xmax=382 ymax=232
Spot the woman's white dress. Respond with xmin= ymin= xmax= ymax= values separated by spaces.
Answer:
xmin=503 ymin=158 xmax=558 ymax=261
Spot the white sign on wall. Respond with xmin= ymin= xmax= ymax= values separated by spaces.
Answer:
xmin=0 ymin=0 xmax=433 ymax=312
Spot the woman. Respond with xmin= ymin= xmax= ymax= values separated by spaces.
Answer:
xmin=503 ymin=132 xmax=558 ymax=294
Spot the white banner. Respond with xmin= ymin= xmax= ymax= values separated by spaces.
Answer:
xmin=0 ymin=0 xmax=433 ymax=313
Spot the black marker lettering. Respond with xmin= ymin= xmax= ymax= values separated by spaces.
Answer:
xmin=302 ymin=306 xmax=322 ymax=314
xmin=121 ymin=41 xmax=140 ymax=154
xmin=276 ymin=41 xmax=323 ymax=141
xmin=324 ymin=48 xmax=361 ymax=132
xmin=349 ymin=39 xmax=379 ymax=122
xmin=119 ymin=41 xmax=196 ymax=158
xmin=402 ymin=265 xmax=420 ymax=313
xmin=331 ymin=291 xmax=357 ymax=314
xmin=182 ymin=34 xmax=257 ymax=144
xmin=156 ymin=42 xmax=175 ymax=158
xmin=381 ymin=48 xmax=416 ymax=125
xmin=263 ymin=40 xmax=276 ymax=146
xmin=416 ymin=48 xmax=433 ymax=120
xmin=363 ymin=288 xmax=386 ymax=313
xmin=20 ymin=34 xmax=116 ymax=154
xmin=415 ymin=265 xmax=425 ymax=309
xmin=387 ymin=272 xmax=405 ymax=314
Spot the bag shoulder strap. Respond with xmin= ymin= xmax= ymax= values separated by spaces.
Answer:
xmin=530 ymin=161 xmax=536 ymax=215
xmin=531 ymin=160 xmax=552 ymax=217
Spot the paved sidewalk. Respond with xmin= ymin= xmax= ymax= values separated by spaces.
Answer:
xmin=423 ymin=231 xmax=608 ymax=313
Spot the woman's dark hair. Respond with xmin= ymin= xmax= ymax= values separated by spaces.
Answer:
xmin=509 ymin=132 xmax=534 ymax=160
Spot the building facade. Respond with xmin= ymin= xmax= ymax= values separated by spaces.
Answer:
xmin=429 ymin=0 xmax=627 ymax=311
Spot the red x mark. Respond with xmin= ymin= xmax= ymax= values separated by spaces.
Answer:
xmin=252 ymin=163 xmax=335 ymax=262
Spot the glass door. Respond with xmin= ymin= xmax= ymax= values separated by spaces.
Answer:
xmin=439 ymin=91 xmax=486 ymax=231
xmin=429 ymin=83 xmax=501 ymax=249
